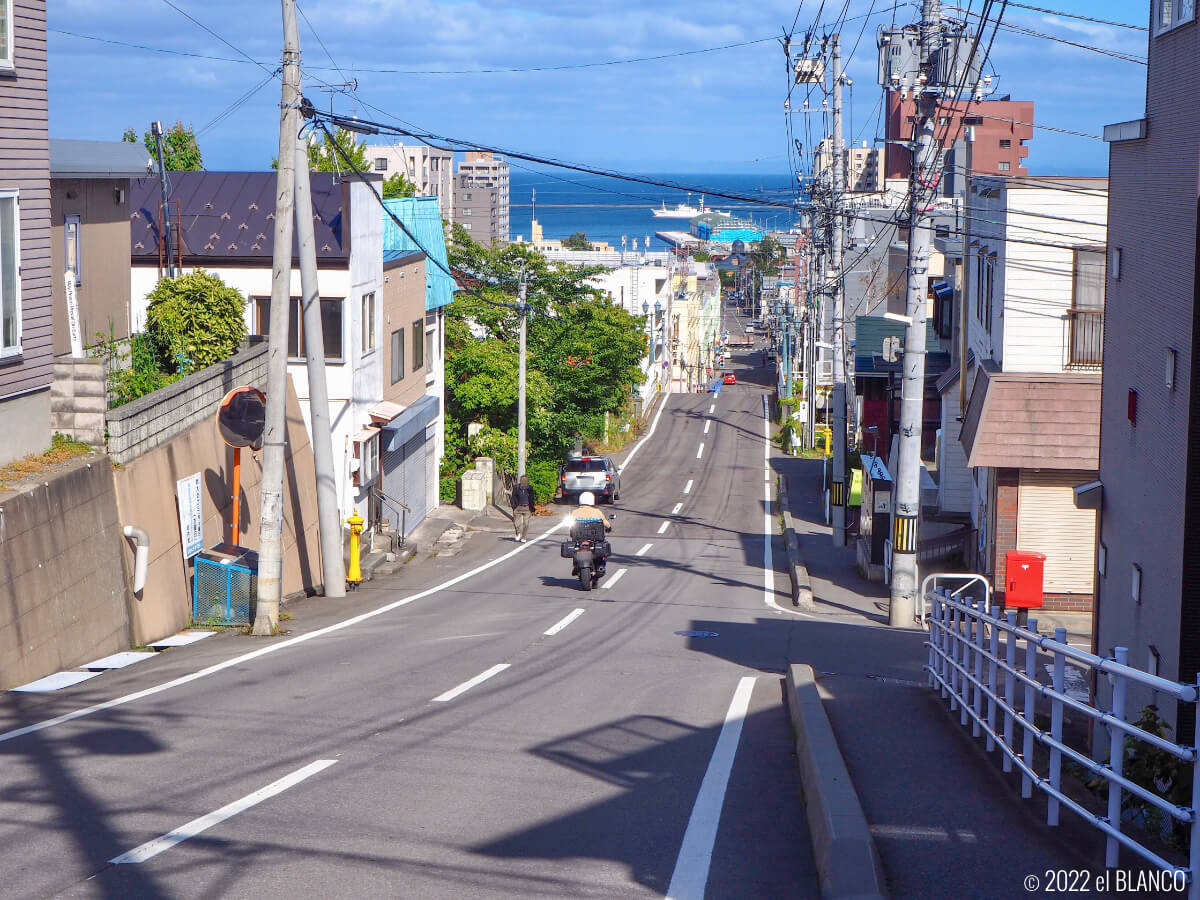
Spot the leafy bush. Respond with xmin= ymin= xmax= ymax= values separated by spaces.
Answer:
xmin=526 ymin=459 xmax=560 ymax=505
xmin=106 ymin=332 xmax=177 ymax=408
xmin=145 ymin=270 xmax=246 ymax=375
xmin=439 ymin=472 xmax=459 ymax=504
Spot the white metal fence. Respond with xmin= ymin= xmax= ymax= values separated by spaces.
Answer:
xmin=923 ymin=574 xmax=1200 ymax=894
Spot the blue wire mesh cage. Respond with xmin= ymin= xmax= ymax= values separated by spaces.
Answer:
xmin=192 ymin=547 xmax=258 ymax=625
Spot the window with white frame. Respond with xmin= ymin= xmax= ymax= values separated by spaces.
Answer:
xmin=375 ymin=158 xmax=388 ymax=171
xmin=0 ymin=192 xmax=20 ymax=357
xmin=1156 ymin=0 xmax=1195 ymax=32
xmin=65 ymin=215 xmax=81 ymax=285
xmin=354 ymin=431 xmax=380 ymax=486
xmin=361 ymin=291 xmax=376 ymax=354
xmin=0 ymin=1 xmax=13 ymax=70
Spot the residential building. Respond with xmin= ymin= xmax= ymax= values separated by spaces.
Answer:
xmin=591 ymin=263 xmax=671 ymax=401
xmin=814 ymin=138 xmax=883 ymax=193
xmin=951 ymin=176 xmax=1108 ymax=613
xmin=885 ymin=93 xmax=1034 ymax=182
xmin=455 ymin=151 xmax=510 ymax=245
xmin=668 ymin=257 xmax=721 ymax=393
xmin=49 ymin=139 xmax=151 ymax=355
xmin=129 ymin=171 xmax=384 ymax=521
xmin=1094 ymin=0 xmax=1199 ymax=728
xmin=364 ymin=142 xmax=454 ymax=223
xmin=0 ymin=1 xmax=52 ymax=467
xmin=512 ymin=213 xmax=615 ymax=255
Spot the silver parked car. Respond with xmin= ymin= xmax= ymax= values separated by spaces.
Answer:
xmin=560 ymin=454 xmax=620 ymax=503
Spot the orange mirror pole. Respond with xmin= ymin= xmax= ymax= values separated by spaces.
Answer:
xmin=232 ymin=446 xmax=242 ymax=546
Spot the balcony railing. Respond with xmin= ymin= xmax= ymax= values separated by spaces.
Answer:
xmin=1064 ymin=308 xmax=1103 ymax=370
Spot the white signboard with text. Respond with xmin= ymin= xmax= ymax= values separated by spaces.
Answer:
xmin=176 ymin=473 xmax=204 ymax=560
xmin=64 ymin=271 xmax=82 ymax=357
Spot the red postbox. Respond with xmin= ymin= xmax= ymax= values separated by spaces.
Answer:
xmin=1005 ymin=551 xmax=1047 ymax=609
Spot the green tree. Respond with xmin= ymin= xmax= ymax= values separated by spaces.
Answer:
xmin=144 ymin=270 xmax=247 ymax=375
xmin=561 ymin=232 xmax=592 ymax=251
xmin=382 ymin=172 xmax=418 ymax=199
xmin=123 ymin=122 xmax=203 ymax=171
xmin=692 ymin=250 xmax=711 ymax=262
xmin=751 ymin=235 xmax=784 ymax=275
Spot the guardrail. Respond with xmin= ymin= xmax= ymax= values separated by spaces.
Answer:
xmin=924 ymin=581 xmax=1200 ymax=892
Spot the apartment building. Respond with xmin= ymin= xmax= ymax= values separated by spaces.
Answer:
xmin=365 ymin=142 xmax=454 ymax=223
xmin=455 ymin=151 xmax=510 ymax=245
xmin=885 ymin=93 xmax=1034 ymax=181
xmin=813 ymin=138 xmax=882 ymax=193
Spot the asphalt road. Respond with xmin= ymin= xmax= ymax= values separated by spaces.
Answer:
xmin=0 ymin=343 xmax=822 ymax=899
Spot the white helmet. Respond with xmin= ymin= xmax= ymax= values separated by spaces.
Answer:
xmin=579 ymin=491 xmax=596 ymax=506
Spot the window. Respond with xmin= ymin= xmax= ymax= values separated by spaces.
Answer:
xmin=464 ymin=193 xmax=472 ymax=200
xmin=997 ymin=161 xmax=1011 ymax=172
xmin=254 ymin=296 xmax=343 ymax=361
xmin=361 ymin=292 xmax=376 ymax=354
xmin=0 ymin=192 xmax=19 ymax=356
xmin=374 ymin=158 xmax=388 ymax=171
xmin=462 ymin=209 xmax=472 ymax=216
xmin=425 ymin=330 xmax=434 ymax=374
xmin=0 ymin=1 xmax=12 ymax=69
xmin=412 ymin=319 xmax=423 ymax=371
xmin=463 ymin=223 xmax=472 ymax=230
xmin=1156 ymin=0 xmax=1195 ymax=32
xmin=353 ymin=431 xmax=380 ymax=487
xmin=938 ymin=116 xmax=951 ymax=126
xmin=1067 ymin=249 xmax=1105 ymax=368
xmin=65 ymin=215 xmax=81 ymax=286
xmin=999 ymin=139 xmax=1011 ymax=149
xmin=391 ymin=328 xmax=404 ymax=383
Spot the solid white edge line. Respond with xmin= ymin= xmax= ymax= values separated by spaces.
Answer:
xmin=665 ymin=676 xmax=757 ymax=900
xmin=109 ymin=759 xmax=337 ymax=865
xmin=696 ymin=443 xmax=704 ymax=459
xmin=762 ymin=393 xmax=819 ymax=621
xmin=0 ymin=521 xmax=569 ymax=746
xmin=657 ymin=521 xmax=670 ymax=534
xmin=636 ymin=543 xmax=653 ymax=557
xmin=431 ymin=663 xmax=511 ymax=703
xmin=618 ymin=392 xmax=671 ymax=474
xmin=544 ymin=608 xmax=586 ymax=636
xmin=671 ymin=502 xmax=683 ymax=515
xmin=601 ymin=568 xmax=628 ymax=590
xmin=683 ymin=479 xmax=693 ymax=494
xmin=703 ymin=420 xmax=711 ymax=435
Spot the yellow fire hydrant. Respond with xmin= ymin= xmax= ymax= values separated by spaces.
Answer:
xmin=346 ymin=509 xmax=364 ymax=589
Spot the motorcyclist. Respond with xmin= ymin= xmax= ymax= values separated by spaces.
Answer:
xmin=568 ymin=491 xmax=612 ymax=574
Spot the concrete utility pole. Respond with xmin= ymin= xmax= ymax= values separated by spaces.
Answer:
xmin=958 ymin=126 xmax=975 ymax=413
xmin=517 ymin=276 xmax=528 ymax=478
xmin=889 ymin=0 xmax=942 ymax=627
xmin=253 ymin=0 xmax=301 ymax=636
xmin=151 ymin=121 xmax=175 ymax=278
xmin=294 ymin=137 xmax=345 ymax=599
xmin=830 ymin=33 xmax=849 ymax=548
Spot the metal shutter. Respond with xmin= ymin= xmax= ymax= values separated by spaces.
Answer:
xmin=425 ymin=423 xmax=438 ymax=517
xmin=402 ymin=433 xmax=428 ymax=530
xmin=1016 ymin=470 xmax=1097 ymax=594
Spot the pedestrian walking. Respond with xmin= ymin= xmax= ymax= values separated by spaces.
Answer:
xmin=510 ymin=474 xmax=535 ymax=543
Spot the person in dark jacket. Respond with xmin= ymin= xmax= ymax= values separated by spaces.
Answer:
xmin=511 ymin=474 xmax=535 ymax=542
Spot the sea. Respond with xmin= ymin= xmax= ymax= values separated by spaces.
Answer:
xmin=507 ymin=169 xmax=801 ymax=252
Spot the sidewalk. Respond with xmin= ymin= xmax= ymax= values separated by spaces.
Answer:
xmin=774 ymin=455 xmax=1113 ymax=899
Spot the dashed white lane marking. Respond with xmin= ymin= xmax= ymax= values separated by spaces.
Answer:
xmin=684 ymin=479 xmax=693 ymax=494
xmin=544 ymin=609 xmax=586 ymax=636
xmin=108 ymin=759 xmax=338 ymax=865
xmin=708 ymin=404 xmax=715 ymax=414
xmin=703 ymin=420 xmax=711 ymax=435
xmin=657 ymin=521 xmax=671 ymax=534
xmin=601 ymin=568 xmax=628 ymax=590
xmin=696 ymin=443 xmax=704 ymax=459
xmin=432 ymin=664 xmax=510 ymax=703
xmin=636 ymin=543 xmax=653 ymax=557
xmin=671 ymin=502 xmax=683 ymax=515
xmin=666 ymin=677 xmax=757 ymax=899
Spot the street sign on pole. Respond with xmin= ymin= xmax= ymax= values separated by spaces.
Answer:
xmin=176 ymin=472 xmax=204 ymax=560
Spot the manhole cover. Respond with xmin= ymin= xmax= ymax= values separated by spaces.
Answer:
xmin=675 ymin=630 xmax=719 ymax=638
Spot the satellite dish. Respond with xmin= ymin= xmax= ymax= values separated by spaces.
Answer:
xmin=882 ymin=335 xmax=901 ymax=363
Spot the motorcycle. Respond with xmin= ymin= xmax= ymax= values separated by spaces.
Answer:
xmin=561 ymin=515 xmax=615 ymax=591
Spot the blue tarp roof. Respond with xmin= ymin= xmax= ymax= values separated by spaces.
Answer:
xmin=382 ymin=197 xmax=456 ymax=311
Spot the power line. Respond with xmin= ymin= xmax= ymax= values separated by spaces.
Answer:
xmin=1004 ymin=2 xmax=1147 ymax=31
xmin=156 ymin=0 xmax=275 ymax=76
xmin=296 ymin=1 xmax=349 ymax=84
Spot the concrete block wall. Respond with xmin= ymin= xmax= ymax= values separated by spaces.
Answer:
xmin=50 ymin=356 xmax=107 ymax=448
xmin=0 ymin=459 xmax=130 ymax=689
xmin=106 ymin=341 xmax=268 ymax=465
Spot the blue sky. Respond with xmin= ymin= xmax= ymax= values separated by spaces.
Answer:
xmin=49 ymin=1 xmax=1150 ymax=177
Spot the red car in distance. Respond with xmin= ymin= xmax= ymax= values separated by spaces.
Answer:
xmin=723 ymin=373 xmax=737 ymax=385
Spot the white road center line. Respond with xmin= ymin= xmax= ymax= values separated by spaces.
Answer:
xmin=703 ymin=420 xmax=711 ymax=435
xmin=636 ymin=543 xmax=653 ymax=557
xmin=657 ymin=521 xmax=671 ymax=534
xmin=109 ymin=759 xmax=337 ymax=865
xmin=671 ymin=502 xmax=683 ymax=515
xmin=432 ymin=664 xmax=511 ymax=703
xmin=544 ymin=609 xmax=586 ymax=636
xmin=666 ymin=677 xmax=757 ymax=900
xmin=684 ymin=479 xmax=693 ymax=494
xmin=708 ymin=404 xmax=715 ymax=414
xmin=696 ymin=443 xmax=704 ymax=459
xmin=601 ymin=568 xmax=628 ymax=589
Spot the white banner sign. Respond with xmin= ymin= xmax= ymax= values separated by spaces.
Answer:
xmin=176 ymin=472 xmax=204 ymax=560
xmin=64 ymin=271 xmax=82 ymax=357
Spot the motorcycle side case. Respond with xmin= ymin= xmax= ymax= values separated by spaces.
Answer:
xmin=560 ymin=541 xmax=575 ymax=559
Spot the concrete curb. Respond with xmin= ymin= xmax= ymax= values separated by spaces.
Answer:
xmin=787 ymin=664 xmax=888 ymax=899
xmin=778 ymin=477 xmax=815 ymax=609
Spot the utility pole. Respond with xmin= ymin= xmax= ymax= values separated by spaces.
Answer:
xmin=294 ymin=135 xmax=345 ymax=599
xmin=958 ymin=126 xmax=975 ymax=413
xmin=517 ymin=276 xmax=528 ymax=478
xmin=151 ymin=121 xmax=175 ymax=278
xmin=889 ymin=0 xmax=942 ymax=627
xmin=253 ymin=0 xmax=301 ymax=636
xmin=830 ymin=33 xmax=849 ymax=548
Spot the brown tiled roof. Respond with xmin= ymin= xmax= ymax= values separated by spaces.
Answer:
xmin=960 ymin=365 xmax=1100 ymax=470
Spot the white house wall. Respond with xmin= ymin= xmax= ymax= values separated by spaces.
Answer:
xmin=937 ymin=378 xmax=972 ymax=514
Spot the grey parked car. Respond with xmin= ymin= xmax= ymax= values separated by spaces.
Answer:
xmin=560 ymin=454 xmax=620 ymax=503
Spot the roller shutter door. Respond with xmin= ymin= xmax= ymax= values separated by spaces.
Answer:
xmin=401 ymin=433 xmax=428 ymax=530
xmin=1016 ymin=470 xmax=1097 ymax=594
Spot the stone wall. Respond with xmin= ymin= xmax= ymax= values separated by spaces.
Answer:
xmin=106 ymin=339 xmax=268 ymax=465
xmin=0 ymin=458 xmax=130 ymax=689
xmin=50 ymin=356 xmax=107 ymax=448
